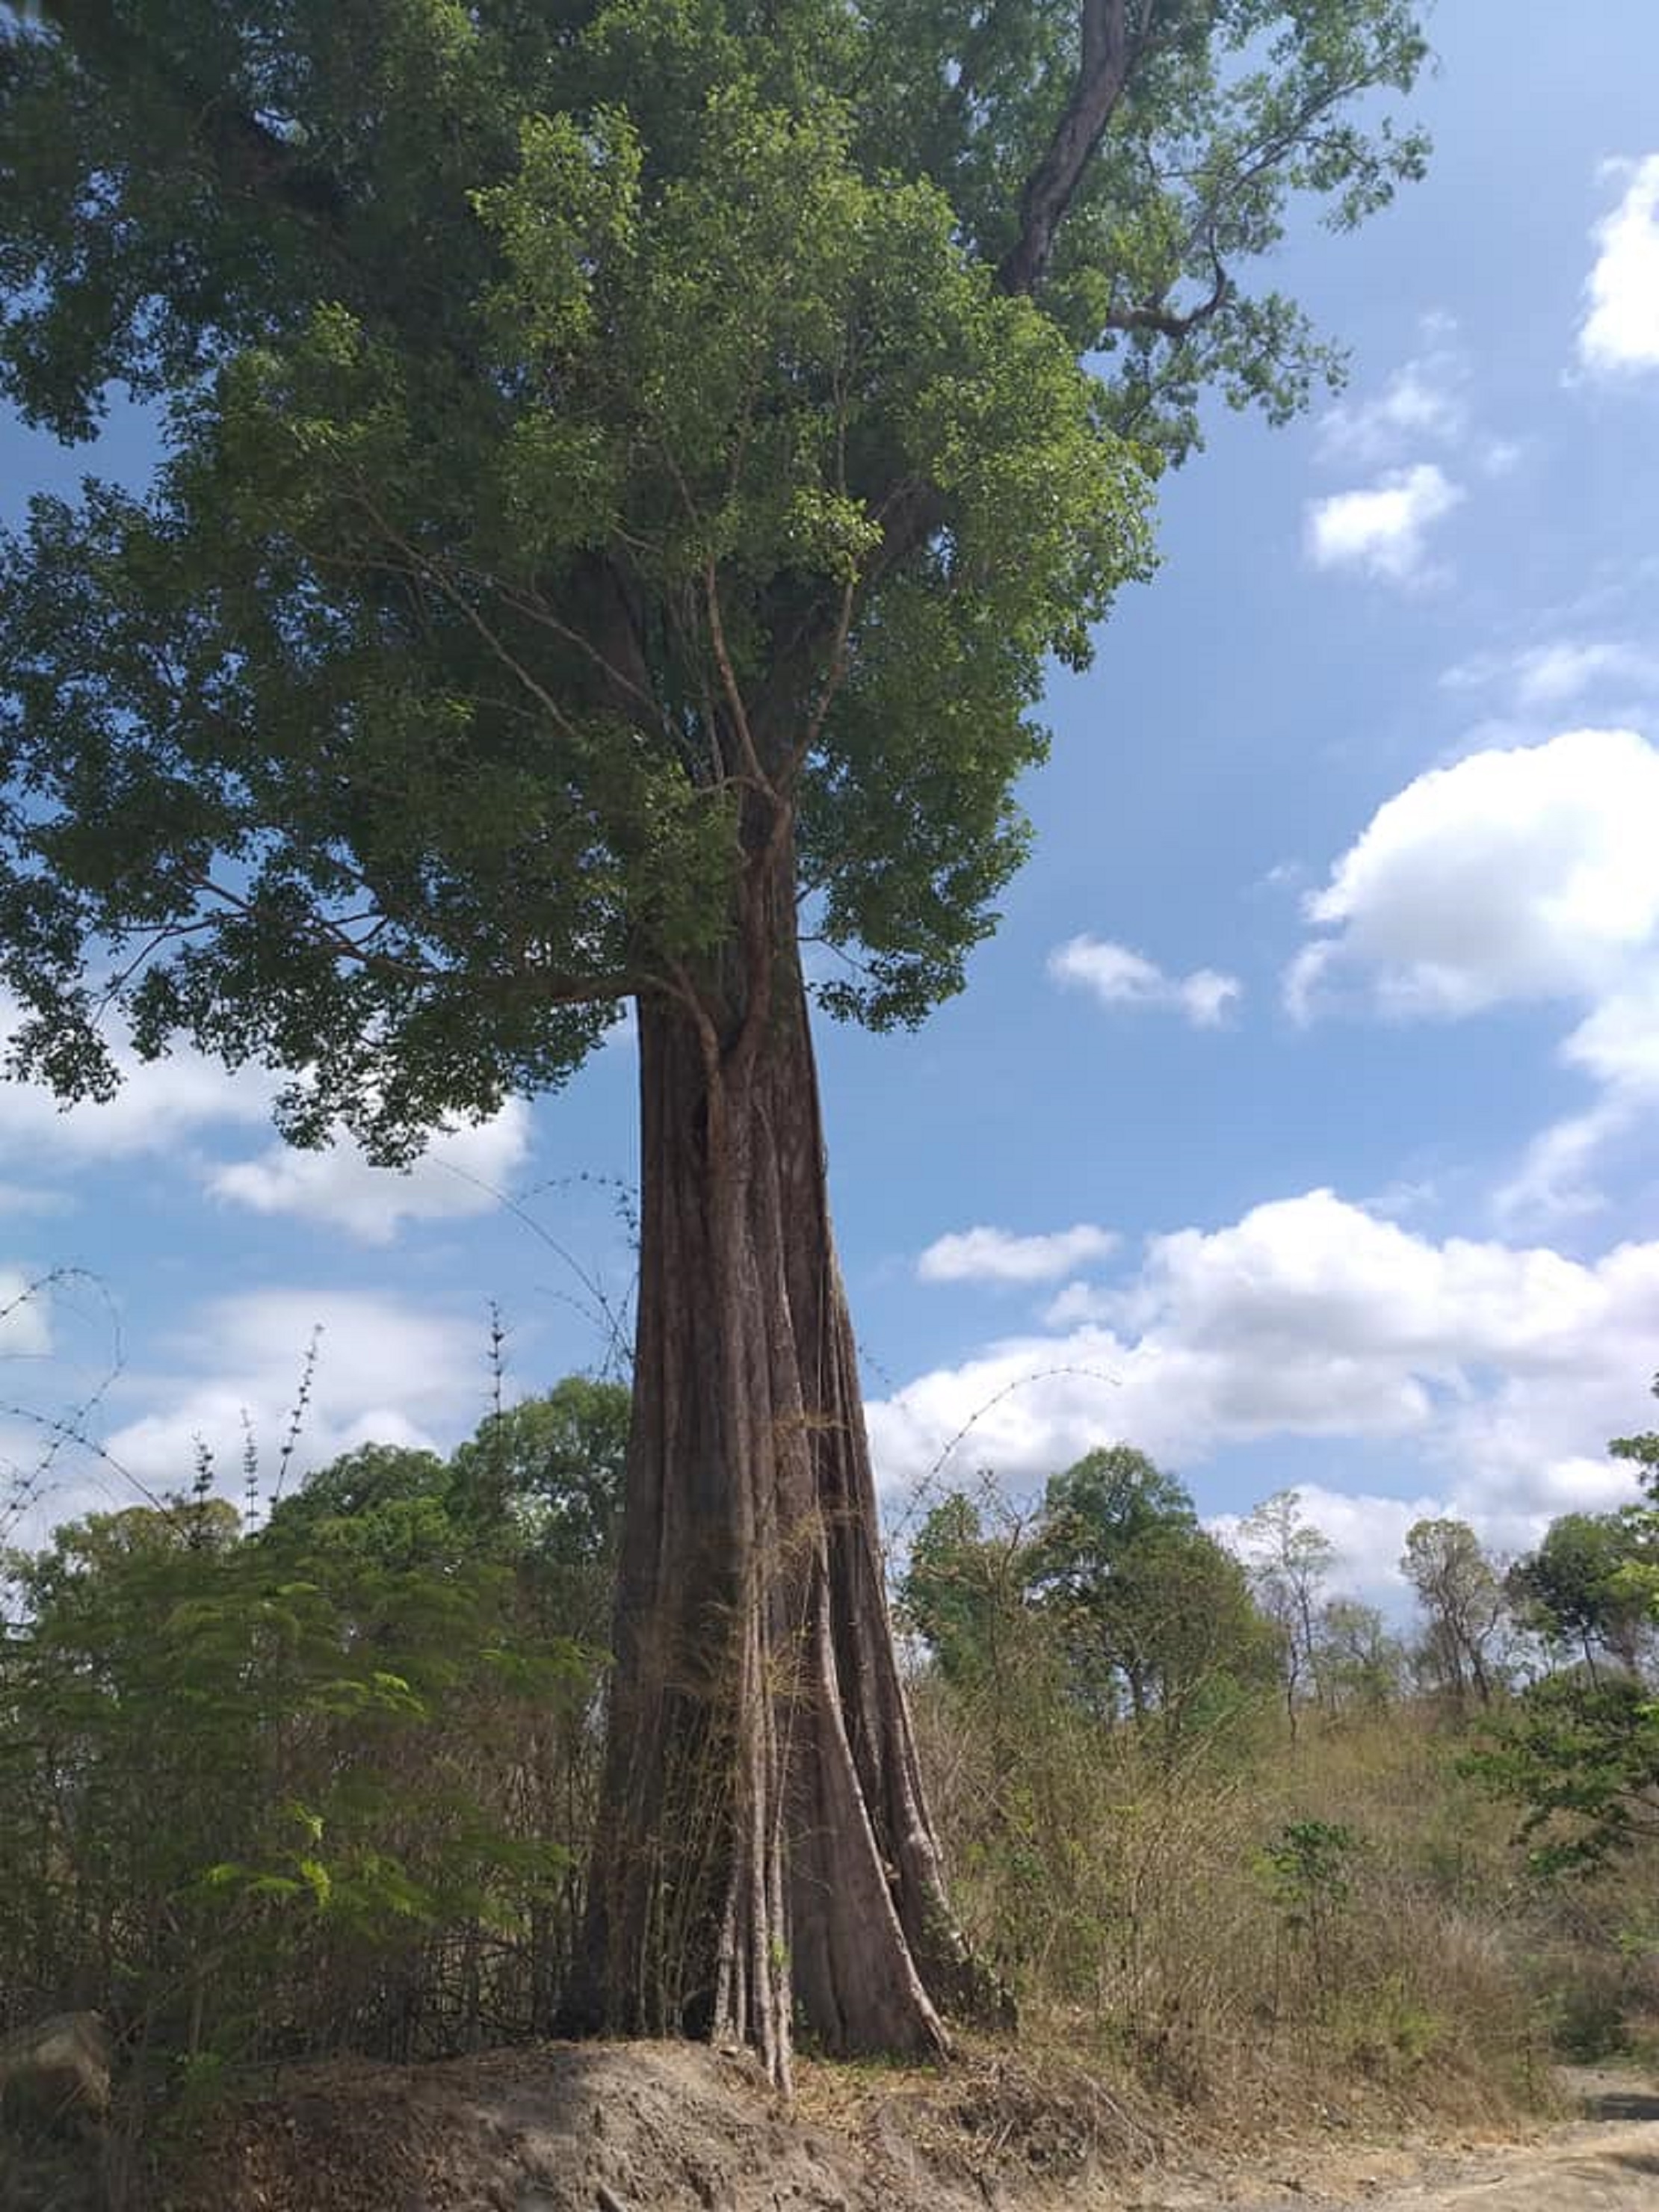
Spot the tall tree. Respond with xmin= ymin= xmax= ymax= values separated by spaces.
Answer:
xmin=1237 ymin=1489 xmax=1336 ymax=1731
xmin=1400 ymin=1517 xmax=1507 ymax=1711
xmin=0 ymin=0 xmax=1428 ymax=2075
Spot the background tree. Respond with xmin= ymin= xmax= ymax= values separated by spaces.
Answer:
xmin=1237 ymin=1490 xmax=1337 ymax=1732
xmin=1507 ymin=1512 xmax=1654 ymax=1684
xmin=1315 ymin=1597 xmax=1406 ymax=1714
xmin=1029 ymin=1445 xmax=1271 ymax=1736
xmin=449 ymin=1374 xmax=629 ymax=1646
xmin=898 ymin=1487 xmax=1034 ymax=1693
xmin=1400 ymin=1518 xmax=1508 ymax=1711
xmin=1468 ymin=1385 xmax=1659 ymax=1879
xmin=0 ymin=0 xmax=1429 ymax=2073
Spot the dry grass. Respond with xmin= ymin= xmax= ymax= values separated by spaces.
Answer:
xmin=911 ymin=1666 xmax=1596 ymax=2131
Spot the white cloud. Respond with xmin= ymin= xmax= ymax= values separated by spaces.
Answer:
xmin=1286 ymin=727 xmax=1659 ymax=1021
xmin=918 ymin=1223 xmax=1118 ymax=1286
xmin=1304 ymin=464 xmax=1463 ymax=585
xmin=1318 ymin=344 xmax=1467 ymax=463
xmin=98 ymin=1288 xmax=491 ymax=1498
xmin=0 ymin=1025 xmax=278 ymax=1167
xmin=1448 ymin=640 xmax=1659 ymax=714
xmin=1514 ymin=640 xmax=1659 ymax=711
xmin=208 ymin=1102 xmax=534 ymax=1244
xmin=1578 ymin=154 xmax=1659 ymax=378
xmin=869 ymin=1190 xmax=1659 ymax=1578
xmin=1285 ymin=726 xmax=1659 ymax=1222
xmin=1048 ymin=936 xmax=1241 ymax=1028
xmin=1495 ymin=974 xmax=1659 ymax=1226
xmin=1291 ymin=725 xmax=1659 ymax=1220
xmin=0 ymin=999 xmax=531 ymax=1242
xmin=1492 ymin=1102 xmax=1626 ymax=1230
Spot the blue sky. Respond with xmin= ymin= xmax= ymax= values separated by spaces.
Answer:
xmin=5 ymin=2 xmax=1659 ymax=1606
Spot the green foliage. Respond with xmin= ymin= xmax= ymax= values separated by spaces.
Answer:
xmin=1400 ymin=1517 xmax=1508 ymax=1708
xmin=0 ymin=0 xmax=1427 ymax=1148
xmin=0 ymin=1377 xmax=624 ymax=2080
xmin=901 ymin=1448 xmax=1274 ymax=1742
xmin=1463 ymin=1383 xmax=1659 ymax=1885
xmin=1465 ymin=1675 xmax=1659 ymax=1879
xmin=1608 ymin=1369 xmax=1659 ymax=1501
xmin=898 ymin=1489 xmax=1031 ymax=1688
xmin=1317 ymin=1598 xmax=1406 ymax=1713
xmin=1031 ymin=1447 xmax=1276 ymax=1732
xmin=1509 ymin=1511 xmax=1655 ymax=1678
xmin=1259 ymin=1817 xmax=1357 ymax=1933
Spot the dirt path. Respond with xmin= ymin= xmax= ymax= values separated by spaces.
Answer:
xmin=1145 ymin=2070 xmax=1659 ymax=2212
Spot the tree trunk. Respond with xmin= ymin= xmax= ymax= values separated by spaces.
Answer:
xmin=575 ymin=852 xmax=986 ymax=2081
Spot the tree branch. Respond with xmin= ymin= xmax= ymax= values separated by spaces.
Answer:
xmin=182 ymin=871 xmax=631 ymax=1010
xmin=1102 ymin=244 xmax=1231 ymax=341
xmin=998 ymin=0 xmax=1143 ymax=299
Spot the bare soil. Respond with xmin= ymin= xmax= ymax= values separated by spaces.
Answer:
xmin=1125 ymin=2068 xmax=1659 ymax=2212
xmin=150 ymin=2045 xmax=1658 ymax=2212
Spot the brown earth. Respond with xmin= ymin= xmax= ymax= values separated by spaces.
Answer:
xmin=149 ymin=2046 xmax=1659 ymax=2212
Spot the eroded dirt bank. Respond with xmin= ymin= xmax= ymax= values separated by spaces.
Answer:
xmin=153 ymin=2045 xmax=1657 ymax=2212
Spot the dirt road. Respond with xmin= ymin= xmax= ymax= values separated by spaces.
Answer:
xmin=1152 ymin=2072 xmax=1659 ymax=2212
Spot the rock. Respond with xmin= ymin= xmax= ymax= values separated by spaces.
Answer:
xmin=0 ymin=2012 xmax=111 ymax=2137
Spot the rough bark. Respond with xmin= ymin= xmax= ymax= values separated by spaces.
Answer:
xmin=576 ymin=832 xmax=986 ymax=2080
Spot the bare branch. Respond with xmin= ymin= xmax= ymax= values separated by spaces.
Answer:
xmin=1102 ymin=247 xmax=1231 ymax=340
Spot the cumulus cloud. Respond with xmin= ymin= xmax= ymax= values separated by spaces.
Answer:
xmin=1285 ymin=726 xmax=1659 ymax=1222
xmin=98 ymin=1288 xmax=491 ymax=1498
xmin=208 ymin=1102 xmax=534 ymax=1244
xmin=1048 ymin=936 xmax=1241 ymax=1028
xmin=1285 ymin=727 xmax=1659 ymax=1021
xmin=918 ymin=1223 xmax=1118 ymax=1286
xmin=1578 ymin=155 xmax=1659 ymax=377
xmin=0 ymin=998 xmax=531 ymax=1242
xmin=869 ymin=1190 xmax=1659 ymax=1580
xmin=1304 ymin=464 xmax=1463 ymax=585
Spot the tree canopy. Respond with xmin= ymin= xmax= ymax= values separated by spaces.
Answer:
xmin=0 ymin=0 xmax=1427 ymax=1155
xmin=903 ymin=1445 xmax=1273 ymax=1734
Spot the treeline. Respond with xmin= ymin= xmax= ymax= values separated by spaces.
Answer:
xmin=903 ymin=1443 xmax=1659 ymax=1728
xmin=895 ymin=1425 xmax=1659 ymax=2098
xmin=4 ymin=1383 xmax=1659 ymax=2139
